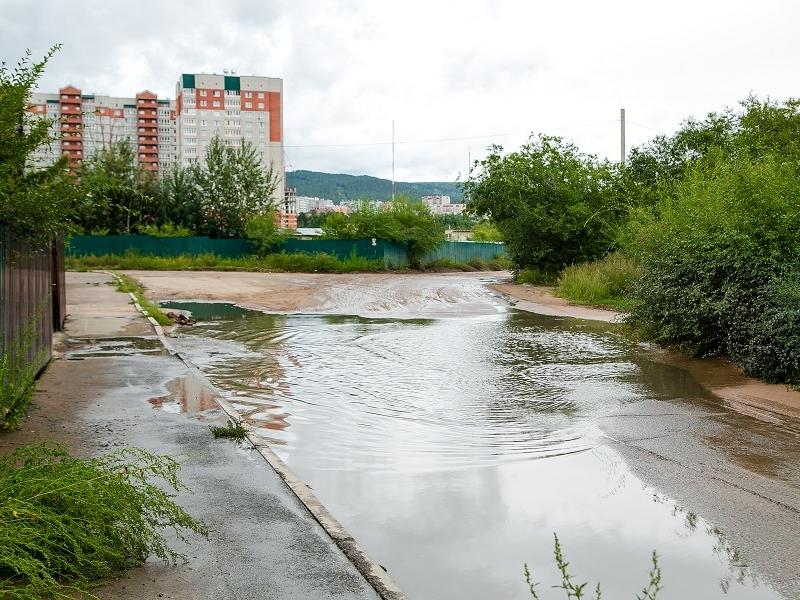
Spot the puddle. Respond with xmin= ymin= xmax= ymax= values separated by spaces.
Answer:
xmin=148 ymin=374 xmax=223 ymax=416
xmin=64 ymin=336 xmax=165 ymax=358
xmin=162 ymin=301 xmax=794 ymax=600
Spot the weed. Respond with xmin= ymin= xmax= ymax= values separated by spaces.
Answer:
xmin=113 ymin=273 xmax=172 ymax=326
xmin=524 ymin=534 xmax=662 ymax=599
xmin=515 ymin=268 xmax=556 ymax=285
xmin=0 ymin=443 xmax=207 ymax=599
xmin=0 ymin=313 xmax=48 ymax=431
xmin=210 ymin=420 xmax=248 ymax=441
xmin=554 ymin=253 xmax=638 ymax=311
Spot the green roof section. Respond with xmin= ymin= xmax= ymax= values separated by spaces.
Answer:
xmin=224 ymin=76 xmax=240 ymax=92
xmin=46 ymin=99 xmax=59 ymax=104
xmin=123 ymin=104 xmax=135 ymax=108
xmin=157 ymin=99 xmax=169 ymax=104
xmin=182 ymin=74 xmax=196 ymax=89
xmin=81 ymin=94 xmax=95 ymax=99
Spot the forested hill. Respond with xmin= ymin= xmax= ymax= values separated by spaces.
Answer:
xmin=285 ymin=170 xmax=464 ymax=202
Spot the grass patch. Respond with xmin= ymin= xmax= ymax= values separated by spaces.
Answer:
xmin=210 ymin=421 xmax=248 ymax=441
xmin=67 ymin=251 xmax=512 ymax=274
xmin=554 ymin=252 xmax=638 ymax=311
xmin=0 ymin=318 xmax=47 ymax=432
xmin=0 ymin=443 xmax=207 ymax=599
xmin=515 ymin=267 xmax=556 ymax=285
xmin=67 ymin=251 xmax=386 ymax=274
xmin=113 ymin=273 xmax=172 ymax=326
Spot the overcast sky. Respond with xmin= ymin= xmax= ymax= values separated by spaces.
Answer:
xmin=2 ymin=0 xmax=798 ymax=181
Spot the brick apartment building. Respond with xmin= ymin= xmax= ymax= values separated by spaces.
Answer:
xmin=27 ymin=72 xmax=284 ymax=202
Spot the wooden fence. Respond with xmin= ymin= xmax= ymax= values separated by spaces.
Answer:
xmin=0 ymin=229 xmax=66 ymax=373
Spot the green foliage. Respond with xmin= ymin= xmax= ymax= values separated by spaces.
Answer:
xmin=464 ymin=135 xmax=622 ymax=274
xmin=138 ymin=223 xmax=193 ymax=238
xmin=555 ymin=253 xmax=637 ymax=311
xmin=435 ymin=213 xmax=477 ymax=229
xmin=114 ymin=273 xmax=172 ymax=326
xmin=322 ymin=198 xmax=444 ymax=265
xmin=470 ymin=221 xmax=504 ymax=242
xmin=76 ymin=140 xmax=159 ymax=235
xmin=194 ymin=137 xmax=278 ymax=238
xmin=210 ymin=420 xmax=248 ymax=441
xmin=67 ymin=251 xmax=386 ymax=274
xmin=515 ymin=268 xmax=556 ymax=286
xmin=286 ymin=169 xmax=463 ymax=202
xmin=624 ymin=152 xmax=800 ymax=383
xmin=245 ymin=213 xmax=291 ymax=255
xmin=296 ymin=210 xmax=328 ymax=228
xmin=524 ymin=534 xmax=661 ymax=600
xmin=0 ymin=46 xmax=78 ymax=247
xmin=0 ymin=318 xmax=47 ymax=431
xmin=0 ymin=443 xmax=207 ymax=599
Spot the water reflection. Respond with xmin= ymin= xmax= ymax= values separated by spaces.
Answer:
xmin=164 ymin=302 xmax=789 ymax=599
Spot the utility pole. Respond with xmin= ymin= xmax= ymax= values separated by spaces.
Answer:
xmin=620 ymin=108 xmax=626 ymax=164
xmin=391 ymin=120 xmax=396 ymax=201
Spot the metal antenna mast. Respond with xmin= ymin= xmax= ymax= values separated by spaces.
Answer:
xmin=391 ymin=120 xmax=396 ymax=201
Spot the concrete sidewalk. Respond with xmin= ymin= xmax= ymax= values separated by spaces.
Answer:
xmin=0 ymin=272 xmax=382 ymax=600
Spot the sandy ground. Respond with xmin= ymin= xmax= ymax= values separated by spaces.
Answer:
xmin=128 ymin=270 xmax=800 ymax=421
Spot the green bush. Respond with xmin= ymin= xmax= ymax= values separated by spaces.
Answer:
xmin=0 ymin=319 xmax=46 ymax=431
xmin=515 ymin=267 xmax=555 ymax=285
xmin=624 ymin=152 xmax=800 ymax=384
xmin=555 ymin=253 xmax=638 ymax=310
xmin=0 ymin=443 xmax=207 ymax=599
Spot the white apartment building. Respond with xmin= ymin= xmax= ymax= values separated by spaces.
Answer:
xmin=27 ymin=73 xmax=284 ymax=201
xmin=421 ymin=195 xmax=466 ymax=215
xmin=175 ymin=73 xmax=284 ymax=202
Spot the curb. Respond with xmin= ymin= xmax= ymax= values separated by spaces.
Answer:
xmin=106 ymin=270 xmax=407 ymax=600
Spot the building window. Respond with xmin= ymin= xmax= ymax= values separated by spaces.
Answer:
xmin=257 ymin=102 xmax=264 ymax=109
xmin=244 ymin=102 xmax=252 ymax=109
xmin=200 ymin=100 xmax=207 ymax=107
xmin=212 ymin=101 xmax=221 ymax=107
xmin=213 ymin=90 xmax=221 ymax=97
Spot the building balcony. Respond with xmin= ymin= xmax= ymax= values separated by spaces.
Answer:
xmin=138 ymin=137 xmax=159 ymax=145
xmin=59 ymin=95 xmax=81 ymax=105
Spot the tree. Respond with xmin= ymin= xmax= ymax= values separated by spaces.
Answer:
xmin=194 ymin=136 xmax=278 ymax=238
xmin=322 ymin=198 xmax=444 ymax=265
xmin=0 ymin=46 xmax=77 ymax=246
xmin=76 ymin=140 xmax=159 ymax=234
xmin=464 ymin=135 xmax=620 ymax=274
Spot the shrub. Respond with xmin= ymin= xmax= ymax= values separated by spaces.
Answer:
xmin=515 ymin=267 xmax=554 ymax=285
xmin=210 ymin=420 xmax=248 ymax=441
xmin=139 ymin=223 xmax=193 ymax=237
xmin=245 ymin=213 xmax=291 ymax=255
xmin=555 ymin=252 xmax=638 ymax=310
xmin=0 ymin=443 xmax=207 ymax=599
xmin=624 ymin=152 xmax=800 ymax=384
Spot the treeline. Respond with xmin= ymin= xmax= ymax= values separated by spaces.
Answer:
xmin=465 ymin=97 xmax=800 ymax=386
xmin=73 ymin=137 xmax=278 ymax=239
xmin=286 ymin=169 xmax=464 ymax=202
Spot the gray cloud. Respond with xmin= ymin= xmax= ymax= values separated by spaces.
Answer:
xmin=3 ymin=0 xmax=799 ymax=181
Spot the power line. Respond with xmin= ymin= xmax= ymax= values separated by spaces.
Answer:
xmin=283 ymin=119 xmax=619 ymax=149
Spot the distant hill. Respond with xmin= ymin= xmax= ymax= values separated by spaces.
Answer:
xmin=286 ymin=170 xmax=464 ymax=203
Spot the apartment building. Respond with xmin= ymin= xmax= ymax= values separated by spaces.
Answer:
xmin=421 ymin=195 xmax=466 ymax=215
xmin=26 ymin=72 xmax=284 ymax=201
xmin=27 ymin=87 xmax=177 ymax=174
xmin=175 ymin=73 xmax=284 ymax=201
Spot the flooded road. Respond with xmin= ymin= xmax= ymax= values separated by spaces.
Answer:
xmin=162 ymin=299 xmax=799 ymax=599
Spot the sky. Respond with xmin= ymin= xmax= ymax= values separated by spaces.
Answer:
xmin=2 ymin=0 xmax=798 ymax=182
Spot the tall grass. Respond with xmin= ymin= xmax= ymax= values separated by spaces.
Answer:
xmin=0 ymin=313 xmax=48 ymax=432
xmin=67 ymin=251 xmax=386 ymax=273
xmin=554 ymin=253 xmax=638 ymax=311
xmin=0 ymin=443 xmax=207 ymax=599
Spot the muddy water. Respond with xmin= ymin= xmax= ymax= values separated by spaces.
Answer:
xmin=163 ymin=301 xmax=795 ymax=600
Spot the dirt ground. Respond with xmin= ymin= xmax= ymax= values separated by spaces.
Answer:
xmin=126 ymin=269 xmax=800 ymax=420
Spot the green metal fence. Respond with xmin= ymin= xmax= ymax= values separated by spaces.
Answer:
xmin=66 ymin=235 xmax=505 ymax=268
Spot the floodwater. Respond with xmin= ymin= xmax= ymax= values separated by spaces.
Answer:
xmin=162 ymin=301 xmax=798 ymax=600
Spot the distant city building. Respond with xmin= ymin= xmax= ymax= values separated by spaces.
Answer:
xmin=445 ymin=229 xmax=472 ymax=242
xmin=294 ymin=227 xmax=324 ymax=238
xmin=27 ymin=72 xmax=284 ymax=201
xmin=278 ymin=187 xmax=298 ymax=229
xmin=422 ymin=195 xmax=466 ymax=215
